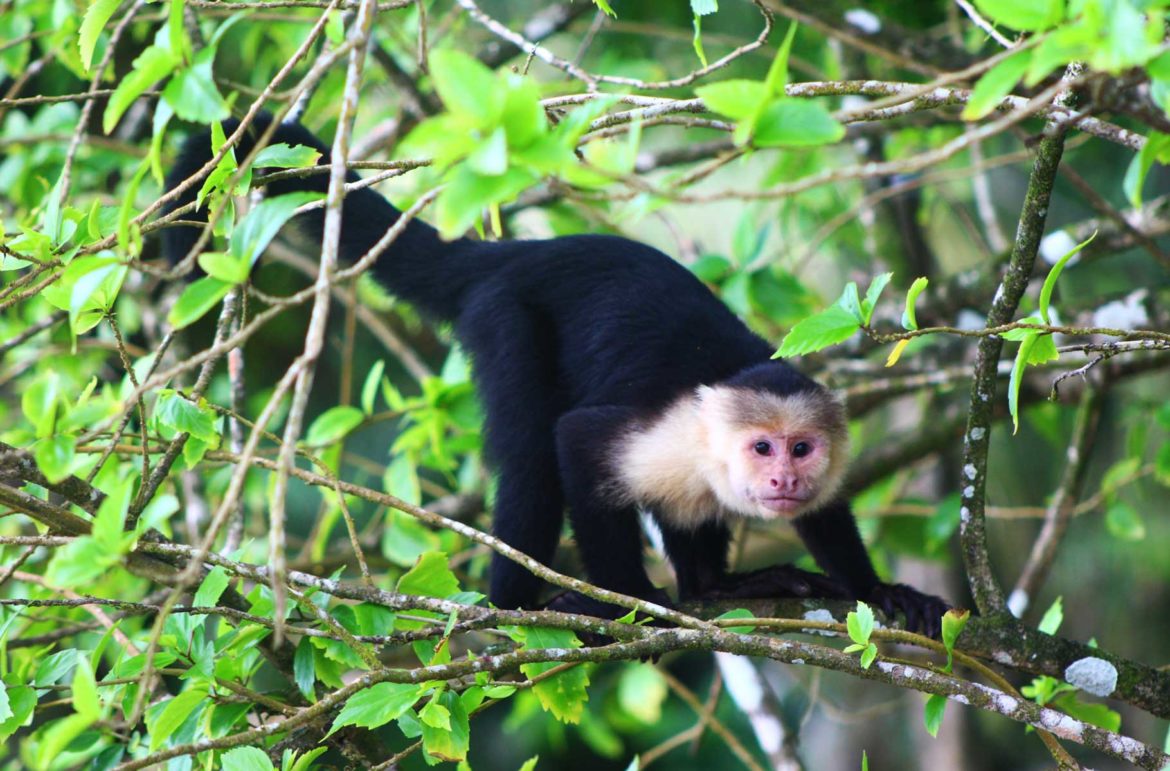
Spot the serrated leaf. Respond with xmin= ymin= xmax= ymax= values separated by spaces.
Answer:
xmin=304 ymin=405 xmax=364 ymax=447
xmin=421 ymin=690 xmax=470 ymax=762
xmin=902 ymin=276 xmax=929 ymax=330
xmin=327 ymin=682 xmax=424 ymax=736
xmin=79 ymin=0 xmax=120 ymax=72
xmin=1039 ymin=230 xmax=1095 ymax=324
xmin=859 ymin=643 xmax=877 ymax=669
xmin=397 ymin=552 xmax=459 ymax=598
xmin=169 ymin=276 xmax=232 ymax=329
xmin=752 ymin=99 xmax=845 ymax=148
xmin=774 ymin=304 xmax=859 ymax=357
xmin=155 ymin=389 xmax=219 ymax=443
xmin=940 ymin=609 xmax=970 ymax=668
xmin=962 ymin=49 xmax=1032 ymax=120
xmin=419 ymin=695 xmax=451 ymax=729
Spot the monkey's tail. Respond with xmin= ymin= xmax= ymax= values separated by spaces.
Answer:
xmin=161 ymin=114 xmax=489 ymax=321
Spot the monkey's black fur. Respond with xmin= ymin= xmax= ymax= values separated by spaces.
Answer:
xmin=163 ymin=115 xmax=949 ymax=636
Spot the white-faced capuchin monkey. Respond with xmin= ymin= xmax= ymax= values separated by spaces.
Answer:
xmin=164 ymin=115 xmax=951 ymax=636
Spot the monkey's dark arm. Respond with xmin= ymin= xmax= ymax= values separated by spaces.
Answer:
xmin=795 ymin=500 xmax=950 ymax=637
xmin=659 ymin=522 xmax=846 ymax=603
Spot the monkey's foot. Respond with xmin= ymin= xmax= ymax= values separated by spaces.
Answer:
xmin=699 ymin=564 xmax=849 ymax=601
xmin=867 ymin=583 xmax=951 ymax=639
xmin=542 ymin=588 xmax=673 ymax=621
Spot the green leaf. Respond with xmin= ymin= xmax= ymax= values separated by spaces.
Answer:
xmin=1038 ymin=230 xmax=1095 ymax=324
xmin=774 ymin=304 xmax=860 ymax=357
xmin=714 ymin=608 xmax=756 ymax=634
xmin=162 ymin=49 xmax=230 ymax=124
xmin=155 ymin=389 xmax=219 ymax=443
xmin=71 ymin=655 xmax=100 ymax=720
xmin=592 ymin=0 xmax=616 ymax=16
xmin=79 ymin=0 xmax=121 ymax=72
xmin=692 ymin=15 xmax=708 ymax=68
xmin=1038 ymin=596 xmax=1063 ymax=635
xmin=361 ymin=360 xmax=385 ymax=415
xmin=384 ymin=454 xmax=422 ymax=508
xmin=972 ymin=0 xmax=1063 ymax=31
xmin=421 ymin=690 xmax=471 ymax=762
xmin=507 ymin=626 xmax=588 ymax=723
xmin=859 ymin=642 xmax=877 ymax=669
xmin=923 ymin=693 xmax=947 ymax=737
xmin=35 ymin=435 xmax=76 ymax=484
xmin=104 ymin=45 xmax=177 ymax=134
xmin=148 ymin=685 xmax=209 ymax=750
xmin=304 ymin=405 xmax=364 ymax=447
xmin=467 ymin=127 xmax=509 ymax=176
xmin=169 ymin=276 xmax=232 ymax=329
xmin=764 ymin=22 xmax=798 ymax=96
xmin=229 ymin=191 xmax=321 ymax=267
xmin=429 ymin=49 xmax=503 ymax=129
xmin=696 ymin=80 xmax=767 ymax=120
xmin=382 ymin=508 xmax=440 ymax=567
xmin=0 ymin=686 xmax=35 ymax=742
xmin=197 ymin=251 xmax=250 ymax=284
xmin=1105 ymin=501 xmax=1146 ymax=541
xmin=617 ymin=665 xmax=667 ymax=724
xmin=940 ymin=609 xmax=970 ymax=671
xmin=752 ymin=99 xmax=845 ymax=148
xmin=420 ymin=694 xmax=452 ymax=729
xmin=1123 ymin=132 xmax=1170 ymax=208
xmin=902 ymin=277 xmax=929 ymax=330
xmin=860 ymin=272 xmax=893 ymax=325
xmin=1051 ymin=693 xmax=1121 ymax=732
xmin=846 ymin=601 xmax=875 ymax=645
xmin=294 ymin=637 xmax=317 ymax=702
xmin=285 ymin=747 xmax=328 ymax=771
xmin=397 ymin=552 xmax=460 ymax=598
xmin=194 ymin=566 xmax=231 ymax=608
xmin=253 ymin=143 xmax=321 ymax=169
xmin=1008 ymin=331 xmax=1038 ymax=434
xmin=961 ymin=49 xmax=1032 ymax=120
xmin=327 ymin=682 xmax=424 ymax=735
xmin=221 ymin=746 xmax=275 ymax=771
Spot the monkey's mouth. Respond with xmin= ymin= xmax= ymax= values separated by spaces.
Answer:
xmin=756 ymin=495 xmax=809 ymax=512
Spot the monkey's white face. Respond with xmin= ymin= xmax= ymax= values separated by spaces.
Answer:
xmin=726 ymin=428 xmax=833 ymax=519
xmin=695 ymin=386 xmax=849 ymax=521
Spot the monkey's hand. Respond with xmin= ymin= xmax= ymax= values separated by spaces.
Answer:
xmin=867 ymin=583 xmax=951 ymax=639
xmin=698 ymin=564 xmax=849 ymax=601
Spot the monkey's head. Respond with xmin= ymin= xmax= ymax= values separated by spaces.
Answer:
xmin=697 ymin=381 xmax=849 ymax=520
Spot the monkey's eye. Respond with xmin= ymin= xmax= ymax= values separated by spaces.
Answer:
xmin=753 ymin=441 xmax=772 ymax=456
xmin=791 ymin=441 xmax=811 ymax=458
